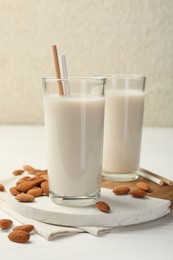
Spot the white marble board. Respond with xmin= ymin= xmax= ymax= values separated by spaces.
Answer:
xmin=6 ymin=180 xmax=171 ymax=227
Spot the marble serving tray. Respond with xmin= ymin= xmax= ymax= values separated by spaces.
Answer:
xmin=6 ymin=180 xmax=171 ymax=227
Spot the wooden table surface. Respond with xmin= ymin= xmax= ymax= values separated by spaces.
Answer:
xmin=101 ymin=176 xmax=173 ymax=209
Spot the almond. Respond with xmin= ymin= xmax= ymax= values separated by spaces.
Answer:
xmin=136 ymin=182 xmax=150 ymax=191
xmin=0 ymin=183 xmax=5 ymax=191
xmin=16 ymin=176 xmax=31 ymax=184
xmin=35 ymin=170 xmax=48 ymax=177
xmin=40 ymin=174 xmax=48 ymax=180
xmin=0 ymin=219 xmax=13 ymax=229
xmin=23 ymin=165 xmax=34 ymax=171
xmin=9 ymin=186 xmax=20 ymax=196
xmin=113 ymin=186 xmax=130 ymax=195
xmin=12 ymin=169 xmax=24 ymax=176
xmin=31 ymin=177 xmax=45 ymax=186
xmin=41 ymin=181 xmax=49 ymax=196
xmin=34 ymin=171 xmax=45 ymax=177
xmin=16 ymin=180 xmax=36 ymax=192
xmin=28 ymin=169 xmax=41 ymax=175
xmin=28 ymin=176 xmax=38 ymax=181
xmin=13 ymin=224 xmax=34 ymax=233
xmin=27 ymin=187 xmax=43 ymax=197
xmin=129 ymin=188 xmax=146 ymax=198
xmin=15 ymin=193 xmax=35 ymax=202
xmin=8 ymin=230 xmax=30 ymax=243
xmin=95 ymin=201 xmax=110 ymax=213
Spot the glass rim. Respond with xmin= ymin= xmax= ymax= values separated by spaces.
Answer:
xmin=42 ymin=77 xmax=107 ymax=82
xmin=95 ymin=74 xmax=146 ymax=80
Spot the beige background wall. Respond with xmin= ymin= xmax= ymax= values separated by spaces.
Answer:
xmin=0 ymin=0 xmax=172 ymax=126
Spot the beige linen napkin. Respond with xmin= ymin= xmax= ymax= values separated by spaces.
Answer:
xmin=0 ymin=177 xmax=113 ymax=240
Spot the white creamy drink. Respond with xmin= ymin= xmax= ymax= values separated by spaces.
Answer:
xmin=44 ymin=94 xmax=105 ymax=198
xmin=102 ymin=89 xmax=145 ymax=175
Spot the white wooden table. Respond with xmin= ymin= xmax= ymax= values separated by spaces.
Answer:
xmin=0 ymin=126 xmax=173 ymax=260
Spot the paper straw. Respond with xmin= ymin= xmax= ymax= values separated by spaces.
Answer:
xmin=139 ymin=171 xmax=164 ymax=185
xmin=140 ymin=168 xmax=173 ymax=186
xmin=60 ymin=54 xmax=71 ymax=96
xmin=51 ymin=45 xmax=64 ymax=95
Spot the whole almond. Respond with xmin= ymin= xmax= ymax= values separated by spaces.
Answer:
xmin=15 ymin=193 xmax=35 ymax=202
xmin=113 ymin=186 xmax=130 ymax=195
xmin=35 ymin=170 xmax=48 ymax=177
xmin=8 ymin=230 xmax=30 ymax=243
xmin=23 ymin=165 xmax=34 ymax=171
xmin=129 ymin=188 xmax=146 ymax=198
xmin=28 ymin=176 xmax=38 ymax=181
xmin=16 ymin=176 xmax=31 ymax=184
xmin=12 ymin=169 xmax=24 ymax=176
xmin=0 ymin=219 xmax=13 ymax=229
xmin=41 ymin=181 xmax=49 ymax=196
xmin=40 ymin=174 xmax=48 ymax=180
xmin=95 ymin=201 xmax=110 ymax=213
xmin=0 ymin=183 xmax=5 ymax=191
xmin=27 ymin=187 xmax=43 ymax=197
xmin=31 ymin=177 xmax=45 ymax=186
xmin=13 ymin=224 xmax=34 ymax=233
xmin=9 ymin=186 xmax=20 ymax=196
xmin=137 ymin=182 xmax=150 ymax=191
xmin=34 ymin=171 xmax=45 ymax=177
xmin=16 ymin=180 xmax=36 ymax=192
xmin=28 ymin=169 xmax=41 ymax=175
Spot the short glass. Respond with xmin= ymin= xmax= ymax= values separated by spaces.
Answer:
xmin=101 ymin=74 xmax=146 ymax=181
xmin=42 ymin=77 xmax=105 ymax=206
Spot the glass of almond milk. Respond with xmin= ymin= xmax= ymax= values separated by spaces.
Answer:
xmin=102 ymin=74 xmax=145 ymax=181
xmin=43 ymin=77 xmax=105 ymax=206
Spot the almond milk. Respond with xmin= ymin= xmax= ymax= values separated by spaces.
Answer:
xmin=44 ymin=94 xmax=105 ymax=198
xmin=102 ymin=89 xmax=145 ymax=176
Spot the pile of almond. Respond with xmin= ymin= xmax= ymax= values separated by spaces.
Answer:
xmin=0 ymin=165 xmax=50 ymax=243
xmin=0 ymin=164 xmax=152 ymax=241
xmin=9 ymin=165 xmax=49 ymax=202
xmin=112 ymin=181 xmax=150 ymax=197
xmin=95 ymin=181 xmax=150 ymax=213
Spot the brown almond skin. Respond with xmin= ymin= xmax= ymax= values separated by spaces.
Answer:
xmin=13 ymin=224 xmax=34 ymax=233
xmin=41 ymin=181 xmax=49 ymax=196
xmin=31 ymin=177 xmax=45 ymax=186
xmin=23 ymin=165 xmax=34 ymax=171
xmin=35 ymin=171 xmax=48 ymax=177
xmin=40 ymin=174 xmax=48 ymax=180
xmin=137 ymin=182 xmax=150 ymax=191
xmin=8 ymin=230 xmax=30 ymax=243
xmin=0 ymin=183 xmax=5 ymax=191
xmin=113 ymin=186 xmax=130 ymax=195
xmin=16 ymin=180 xmax=36 ymax=192
xmin=28 ymin=176 xmax=38 ymax=181
xmin=27 ymin=187 xmax=43 ymax=197
xmin=16 ymin=176 xmax=31 ymax=185
xmin=9 ymin=186 xmax=20 ymax=196
xmin=129 ymin=188 xmax=146 ymax=198
xmin=0 ymin=219 xmax=13 ymax=229
xmin=15 ymin=193 xmax=35 ymax=202
xmin=95 ymin=201 xmax=110 ymax=213
xmin=12 ymin=169 xmax=24 ymax=176
xmin=28 ymin=169 xmax=41 ymax=175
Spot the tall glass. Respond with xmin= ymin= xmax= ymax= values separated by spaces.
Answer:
xmin=102 ymin=75 xmax=145 ymax=181
xmin=43 ymin=77 xmax=105 ymax=206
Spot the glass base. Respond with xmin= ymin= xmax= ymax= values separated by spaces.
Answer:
xmin=50 ymin=190 xmax=100 ymax=207
xmin=102 ymin=170 xmax=139 ymax=182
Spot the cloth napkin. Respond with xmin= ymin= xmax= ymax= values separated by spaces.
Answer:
xmin=0 ymin=177 xmax=113 ymax=240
